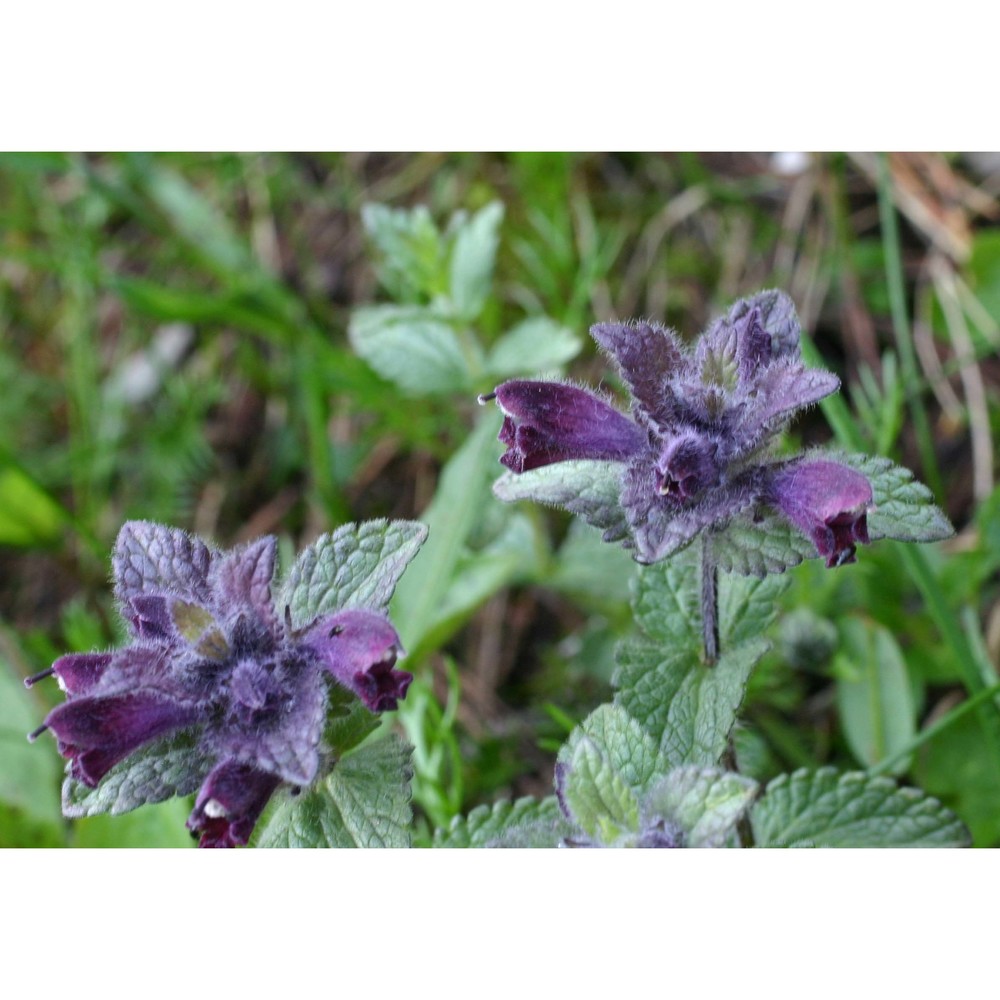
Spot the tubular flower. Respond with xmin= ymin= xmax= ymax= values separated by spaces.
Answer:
xmin=26 ymin=521 xmax=413 ymax=848
xmin=768 ymin=460 xmax=872 ymax=567
xmin=482 ymin=290 xmax=873 ymax=566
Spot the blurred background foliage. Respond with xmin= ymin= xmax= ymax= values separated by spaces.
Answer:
xmin=2 ymin=151 xmax=1000 ymax=846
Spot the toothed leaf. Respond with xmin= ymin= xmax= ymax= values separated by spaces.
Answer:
xmin=751 ymin=768 xmax=970 ymax=847
xmin=641 ymin=767 xmax=758 ymax=847
xmin=257 ymin=736 xmax=413 ymax=848
xmin=433 ymin=796 xmax=567 ymax=848
xmin=493 ymin=459 xmax=630 ymax=542
xmin=838 ymin=453 xmax=954 ymax=543
xmin=615 ymin=638 xmax=768 ymax=767
xmin=62 ymin=730 xmax=205 ymax=818
xmin=283 ymin=520 xmax=428 ymax=628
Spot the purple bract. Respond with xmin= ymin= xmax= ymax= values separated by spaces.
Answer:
xmin=26 ymin=521 xmax=413 ymax=848
xmin=481 ymin=290 xmax=873 ymax=567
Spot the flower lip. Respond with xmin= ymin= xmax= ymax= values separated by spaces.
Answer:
xmin=302 ymin=609 xmax=412 ymax=713
xmin=654 ymin=431 xmax=721 ymax=502
xmin=186 ymin=760 xmax=281 ymax=849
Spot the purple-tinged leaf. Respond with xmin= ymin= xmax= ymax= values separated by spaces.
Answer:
xmin=210 ymin=536 xmax=279 ymax=633
xmin=590 ymin=320 xmax=684 ymax=425
xmin=113 ymin=521 xmax=212 ymax=605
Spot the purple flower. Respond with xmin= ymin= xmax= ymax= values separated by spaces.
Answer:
xmin=482 ymin=290 xmax=873 ymax=567
xmin=26 ymin=521 xmax=414 ymax=848
xmin=768 ymin=460 xmax=872 ymax=567
xmin=482 ymin=381 xmax=645 ymax=473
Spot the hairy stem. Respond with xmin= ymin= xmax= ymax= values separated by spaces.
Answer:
xmin=701 ymin=535 xmax=719 ymax=665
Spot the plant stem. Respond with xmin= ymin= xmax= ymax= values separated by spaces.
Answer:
xmin=701 ymin=535 xmax=719 ymax=665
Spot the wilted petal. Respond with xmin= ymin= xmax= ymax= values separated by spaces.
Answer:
xmin=770 ymin=460 xmax=873 ymax=567
xmin=482 ymin=380 xmax=644 ymax=473
xmin=303 ymin=609 xmax=412 ymax=713
xmin=45 ymin=692 xmax=201 ymax=786
xmin=187 ymin=760 xmax=281 ymax=848
xmin=590 ymin=321 xmax=684 ymax=424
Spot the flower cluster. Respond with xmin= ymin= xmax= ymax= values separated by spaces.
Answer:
xmin=26 ymin=522 xmax=414 ymax=848
xmin=481 ymin=291 xmax=873 ymax=568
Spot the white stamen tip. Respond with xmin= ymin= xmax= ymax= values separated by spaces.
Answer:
xmin=204 ymin=798 xmax=228 ymax=819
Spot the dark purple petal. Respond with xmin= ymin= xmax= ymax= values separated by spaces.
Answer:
xmin=210 ymin=536 xmax=279 ymax=634
xmin=770 ymin=460 xmax=873 ymax=567
xmin=187 ymin=760 xmax=282 ymax=848
xmin=483 ymin=380 xmax=645 ymax=473
xmin=46 ymin=693 xmax=201 ymax=786
xmin=303 ymin=609 xmax=412 ymax=713
xmin=128 ymin=594 xmax=172 ymax=640
xmin=25 ymin=652 xmax=112 ymax=695
xmin=590 ymin=321 xmax=684 ymax=424
xmin=654 ymin=430 xmax=722 ymax=502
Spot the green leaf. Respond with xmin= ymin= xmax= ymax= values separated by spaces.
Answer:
xmin=627 ymin=546 xmax=786 ymax=655
xmin=556 ymin=704 xmax=661 ymax=843
xmin=362 ymin=203 xmax=447 ymax=301
xmin=549 ymin=519 xmax=636 ymax=608
xmin=615 ymin=638 xmax=768 ymax=767
xmin=433 ymin=795 xmax=567 ymax=847
xmin=140 ymin=163 xmax=257 ymax=278
xmin=0 ymin=656 xmax=62 ymax=826
xmin=323 ymin=686 xmax=381 ymax=759
xmin=493 ymin=459 xmax=631 ymax=543
xmin=0 ymin=466 xmax=69 ymax=547
xmin=73 ymin=797 xmax=195 ymax=848
xmin=913 ymin=723 xmax=1000 ymax=846
xmin=631 ymin=549 xmax=701 ymax=654
xmin=839 ymin=452 xmax=954 ymax=543
xmin=348 ymin=305 xmax=473 ymax=396
xmin=449 ymin=202 xmax=504 ymax=320
xmin=486 ymin=317 xmax=582 ymax=378
xmin=750 ymin=768 xmax=971 ymax=847
xmin=282 ymin=519 xmax=428 ymax=629
xmin=640 ymin=767 xmax=758 ymax=848
xmin=257 ymin=736 xmax=413 ymax=848
xmin=835 ymin=619 xmax=916 ymax=773
xmin=391 ymin=417 xmax=503 ymax=656
xmin=714 ymin=512 xmax=816 ymax=576
xmin=62 ymin=731 xmax=205 ymax=818
xmin=421 ymin=512 xmax=537 ymax=656
xmin=560 ymin=739 xmax=640 ymax=842
xmin=719 ymin=571 xmax=790 ymax=649
xmin=112 ymin=277 xmax=293 ymax=344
